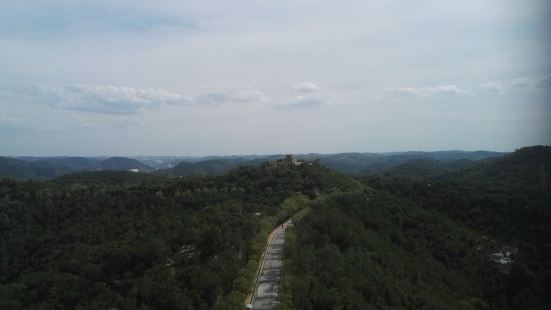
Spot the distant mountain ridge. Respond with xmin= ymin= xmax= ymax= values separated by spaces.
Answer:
xmin=97 ymin=157 xmax=153 ymax=172
xmin=0 ymin=156 xmax=153 ymax=180
xmin=1 ymin=150 xmax=507 ymax=180
xmin=151 ymin=150 xmax=505 ymax=177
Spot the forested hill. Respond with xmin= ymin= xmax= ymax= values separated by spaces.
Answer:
xmin=0 ymin=157 xmax=73 ymax=180
xmin=377 ymin=158 xmax=476 ymax=178
xmin=1 ymin=148 xmax=546 ymax=309
xmin=1 ymin=150 xmax=504 ymax=180
xmin=155 ymin=151 xmax=504 ymax=177
xmin=462 ymin=145 xmax=551 ymax=185
xmin=153 ymin=159 xmax=249 ymax=177
xmin=362 ymin=145 xmax=551 ymax=242
xmin=0 ymin=159 xmax=360 ymax=309
xmin=97 ymin=157 xmax=154 ymax=172
xmin=301 ymin=150 xmax=504 ymax=175
xmin=53 ymin=170 xmax=161 ymax=185
xmin=0 ymin=156 xmax=153 ymax=180
xmin=355 ymin=145 xmax=551 ymax=309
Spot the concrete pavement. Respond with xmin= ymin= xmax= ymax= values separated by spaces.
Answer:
xmin=250 ymin=221 xmax=291 ymax=310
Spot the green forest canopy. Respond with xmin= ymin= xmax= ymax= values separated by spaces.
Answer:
xmin=0 ymin=146 xmax=549 ymax=309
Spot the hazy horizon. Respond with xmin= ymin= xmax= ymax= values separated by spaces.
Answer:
xmin=1 ymin=1 xmax=550 ymax=156
xmin=4 ymin=147 xmax=513 ymax=158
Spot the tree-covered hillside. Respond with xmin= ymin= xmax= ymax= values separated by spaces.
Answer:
xmin=0 ymin=147 xmax=546 ymax=310
xmin=53 ymin=170 xmax=162 ymax=185
xmin=362 ymin=146 xmax=551 ymax=245
xmin=0 ymin=157 xmax=73 ymax=180
xmin=356 ymin=145 xmax=551 ymax=309
xmin=279 ymin=192 xmax=500 ymax=309
xmin=153 ymin=159 xmax=248 ymax=177
xmin=0 ymin=157 xmax=154 ymax=180
xmin=0 ymin=160 xmax=358 ymax=309
xmin=278 ymin=146 xmax=549 ymax=310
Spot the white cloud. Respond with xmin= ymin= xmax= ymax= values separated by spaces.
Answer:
xmin=291 ymin=82 xmax=320 ymax=93
xmin=195 ymin=84 xmax=266 ymax=105
xmin=285 ymin=82 xmax=335 ymax=107
xmin=1 ymin=81 xmax=267 ymax=115
xmin=284 ymin=93 xmax=334 ymax=108
xmin=0 ymin=1 xmax=550 ymax=154
xmin=425 ymin=85 xmax=464 ymax=95
xmin=481 ymin=81 xmax=504 ymax=93
xmin=509 ymin=77 xmax=534 ymax=89
xmin=38 ymin=84 xmax=193 ymax=114
xmin=535 ymin=74 xmax=551 ymax=90
xmin=385 ymin=84 xmax=464 ymax=98
xmin=385 ymin=87 xmax=423 ymax=98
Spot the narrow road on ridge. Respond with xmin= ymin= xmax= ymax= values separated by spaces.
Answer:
xmin=247 ymin=219 xmax=293 ymax=310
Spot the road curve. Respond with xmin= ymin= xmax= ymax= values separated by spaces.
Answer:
xmin=248 ymin=220 xmax=292 ymax=310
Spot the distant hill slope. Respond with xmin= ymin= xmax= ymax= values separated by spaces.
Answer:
xmin=98 ymin=157 xmax=153 ymax=172
xmin=153 ymin=158 xmax=252 ymax=177
xmin=369 ymin=146 xmax=549 ymax=184
xmin=131 ymin=157 xmax=187 ymax=169
xmin=41 ymin=157 xmax=101 ymax=170
xmin=0 ymin=157 xmax=73 ymax=180
xmin=377 ymin=158 xmax=476 ymax=178
xmin=301 ymin=151 xmax=504 ymax=175
xmin=363 ymin=145 xmax=551 ymax=255
xmin=152 ymin=151 xmax=503 ymax=177
xmin=1 ymin=150 xmax=505 ymax=179
xmin=54 ymin=170 xmax=161 ymax=185
xmin=0 ymin=156 xmax=153 ymax=179
xmin=463 ymin=145 xmax=551 ymax=185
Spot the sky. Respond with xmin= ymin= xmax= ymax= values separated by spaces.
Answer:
xmin=0 ymin=0 xmax=550 ymax=156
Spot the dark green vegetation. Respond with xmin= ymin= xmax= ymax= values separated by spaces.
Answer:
xmin=279 ymin=192 xmax=497 ymax=309
xmin=153 ymin=159 xmax=252 ymax=177
xmin=379 ymin=158 xmax=476 ymax=178
xmin=154 ymin=151 xmax=504 ymax=177
xmin=0 ymin=157 xmax=73 ymax=180
xmin=279 ymin=146 xmax=550 ymax=309
xmin=53 ymin=171 xmax=162 ymax=185
xmin=96 ymin=157 xmax=153 ymax=172
xmin=0 ymin=157 xmax=154 ymax=180
xmin=2 ymin=150 xmax=503 ymax=180
xmin=0 ymin=146 xmax=545 ymax=310
xmin=0 ymin=161 xmax=358 ymax=309
xmin=300 ymin=150 xmax=503 ymax=175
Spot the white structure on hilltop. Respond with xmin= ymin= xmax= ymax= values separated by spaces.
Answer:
xmin=281 ymin=154 xmax=305 ymax=166
xmin=489 ymin=252 xmax=512 ymax=265
xmin=489 ymin=246 xmax=518 ymax=265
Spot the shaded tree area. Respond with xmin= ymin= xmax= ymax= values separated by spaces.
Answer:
xmin=279 ymin=192 xmax=504 ymax=310
xmin=359 ymin=146 xmax=551 ymax=309
xmin=0 ymin=160 xmax=357 ymax=309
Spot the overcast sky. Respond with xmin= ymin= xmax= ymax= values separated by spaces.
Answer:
xmin=1 ymin=0 xmax=550 ymax=156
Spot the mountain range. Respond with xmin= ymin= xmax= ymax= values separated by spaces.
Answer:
xmin=0 ymin=150 xmax=506 ymax=180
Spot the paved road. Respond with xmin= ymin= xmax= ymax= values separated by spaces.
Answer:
xmin=250 ymin=221 xmax=291 ymax=310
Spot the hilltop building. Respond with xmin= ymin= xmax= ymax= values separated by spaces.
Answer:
xmin=280 ymin=154 xmax=305 ymax=166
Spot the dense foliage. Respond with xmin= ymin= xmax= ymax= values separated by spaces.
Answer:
xmin=1 ymin=146 xmax=547 ymax=309
xmin=278 ymin=146 xmax=550 ymax=310
xmin=1 ymin=150 xmax=504 ymax=180
xmin=279 ymin=192 xmax=502 ymax=309
xmin=359 ymin=146 xmax=551 ymax=309
xmin=0 ymin=161 xmax=357 ymax=309
xmin=0 ymin=157 xmax=154 ymax=180
xmin=53 ymin=171 xmax=162 ymax=185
